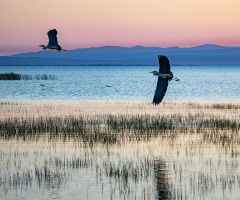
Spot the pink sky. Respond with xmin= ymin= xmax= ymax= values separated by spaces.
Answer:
xmin=1 ymin=0 xmax=240 ymax=55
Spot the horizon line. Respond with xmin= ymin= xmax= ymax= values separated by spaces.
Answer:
xmin=2 ymin=43 xmax=240 ymax=57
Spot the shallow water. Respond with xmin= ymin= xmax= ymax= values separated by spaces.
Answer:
xmin=1 ymin=134 xmax=240 ymax=200
xmin=0 ymin=65 xmax=239 ymax=103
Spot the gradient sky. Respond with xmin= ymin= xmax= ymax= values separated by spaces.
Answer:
xmin=1 ymin=0 xmax=240 ymax=55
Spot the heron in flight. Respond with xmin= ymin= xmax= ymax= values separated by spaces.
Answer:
xmin=39 ymin=29 xmax=66 ymax=51
xmin=150 ymin=55 xmax=179 ymax=105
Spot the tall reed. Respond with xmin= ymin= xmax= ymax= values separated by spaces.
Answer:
xmin=0 ymin=113 xmax=239 ymax=145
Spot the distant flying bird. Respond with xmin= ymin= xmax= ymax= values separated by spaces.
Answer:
xmin=39 ymin=29 xmax=66 ymax=51
xmin=150 ymin=55 xmax=179 ymax=105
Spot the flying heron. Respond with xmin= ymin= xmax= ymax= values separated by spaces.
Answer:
xmin=39 ymin=29 xmax=66 ymax=51
xmin=150 ymin=55 xmax=179 ymax=105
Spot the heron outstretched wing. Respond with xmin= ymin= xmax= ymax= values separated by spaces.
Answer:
xmin=153 ymin=78 xmax=169 ymax=105
xmin=158 ymin=55 xmax=171 ymax=73
xmin=47 ymin=29 xmax=58 ymax=46
xmin=152 ymin=55 xmax=171 ymax=105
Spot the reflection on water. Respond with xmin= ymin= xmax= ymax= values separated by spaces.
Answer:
xmin=154 ymin=159 xmax=171 ymax=200
xmin=0 ymin=140 xmax=156 ymax=200
xmin=1 ymin=133 xmax=240 ymax=199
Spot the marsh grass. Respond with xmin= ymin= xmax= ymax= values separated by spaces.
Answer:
xmin=1 ymin=102 xmax=240 ymax=200
xmin=0 ymin=148 xmax=155 ymax=199
xmin=0 ymin=73 xmax=21 ymax=80
xmin=21 ymin=74 xmax=56 ymax=80
xmin=2 ymin=135 xmax=240 ymax=200
xmin=0 ymin=113 xmax=239 ymax=146
xmin=184 ymin=102 xmax=240 ymax=110
xmin=0 ymin=73 xmax=56 ymax=80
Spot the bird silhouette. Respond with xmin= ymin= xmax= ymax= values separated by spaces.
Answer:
xmin=150 ymin=55 xmax=179 ymax=105
xmin=39 ymin=29 xmax=66 ymax=51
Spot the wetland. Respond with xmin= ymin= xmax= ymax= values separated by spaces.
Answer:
xmin=0 ymin=102 xmax=240 ymax=199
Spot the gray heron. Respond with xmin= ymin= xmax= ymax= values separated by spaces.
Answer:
xmin=39 ymin=29 xmax=66 ymax=51
xmin=150 ymin=55 xmax=179 ymax=105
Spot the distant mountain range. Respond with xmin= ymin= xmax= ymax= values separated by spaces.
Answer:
xmin=1 ymin=44 xmax=240 ymax=66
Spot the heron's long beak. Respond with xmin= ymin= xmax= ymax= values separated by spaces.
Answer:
xmin=149 ymin=71 xmax=154 ymax=73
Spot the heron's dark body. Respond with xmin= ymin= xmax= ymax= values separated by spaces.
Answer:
xmin=152 ymin=55 xmax=172 ymax=105
xmin=40 ymin=29 xmax=64 ymax=51
xmin=47 ymin=29 xmax=61 ymax=50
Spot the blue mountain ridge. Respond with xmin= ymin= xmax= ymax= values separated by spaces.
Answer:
xmin=1 ymin=44 xmax=240 ymax=66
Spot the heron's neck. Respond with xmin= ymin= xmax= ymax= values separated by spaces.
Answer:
xmin=153 ymin=72 xmax=161 ymax=76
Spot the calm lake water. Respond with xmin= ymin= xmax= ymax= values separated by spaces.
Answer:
xmin=0 ymin=65 xmax=239 ymax=103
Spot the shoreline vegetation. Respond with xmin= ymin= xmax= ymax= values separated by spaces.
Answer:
xmin=0 ymin=101 xmax=239 ymax=144
xmin=0 ymin=72 xmax=56 ymax=80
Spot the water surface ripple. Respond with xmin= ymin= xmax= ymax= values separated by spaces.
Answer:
xmin=0 ymin=65 xmax=239 ymax=103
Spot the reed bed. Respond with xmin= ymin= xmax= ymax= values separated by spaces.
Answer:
xmin=0 ymin=113 xmax=239 ymax=146
xmin=0 ymin=72 xmax=56 ymax=80
xmin=0 ymin=73 xmax=21 ymax=80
